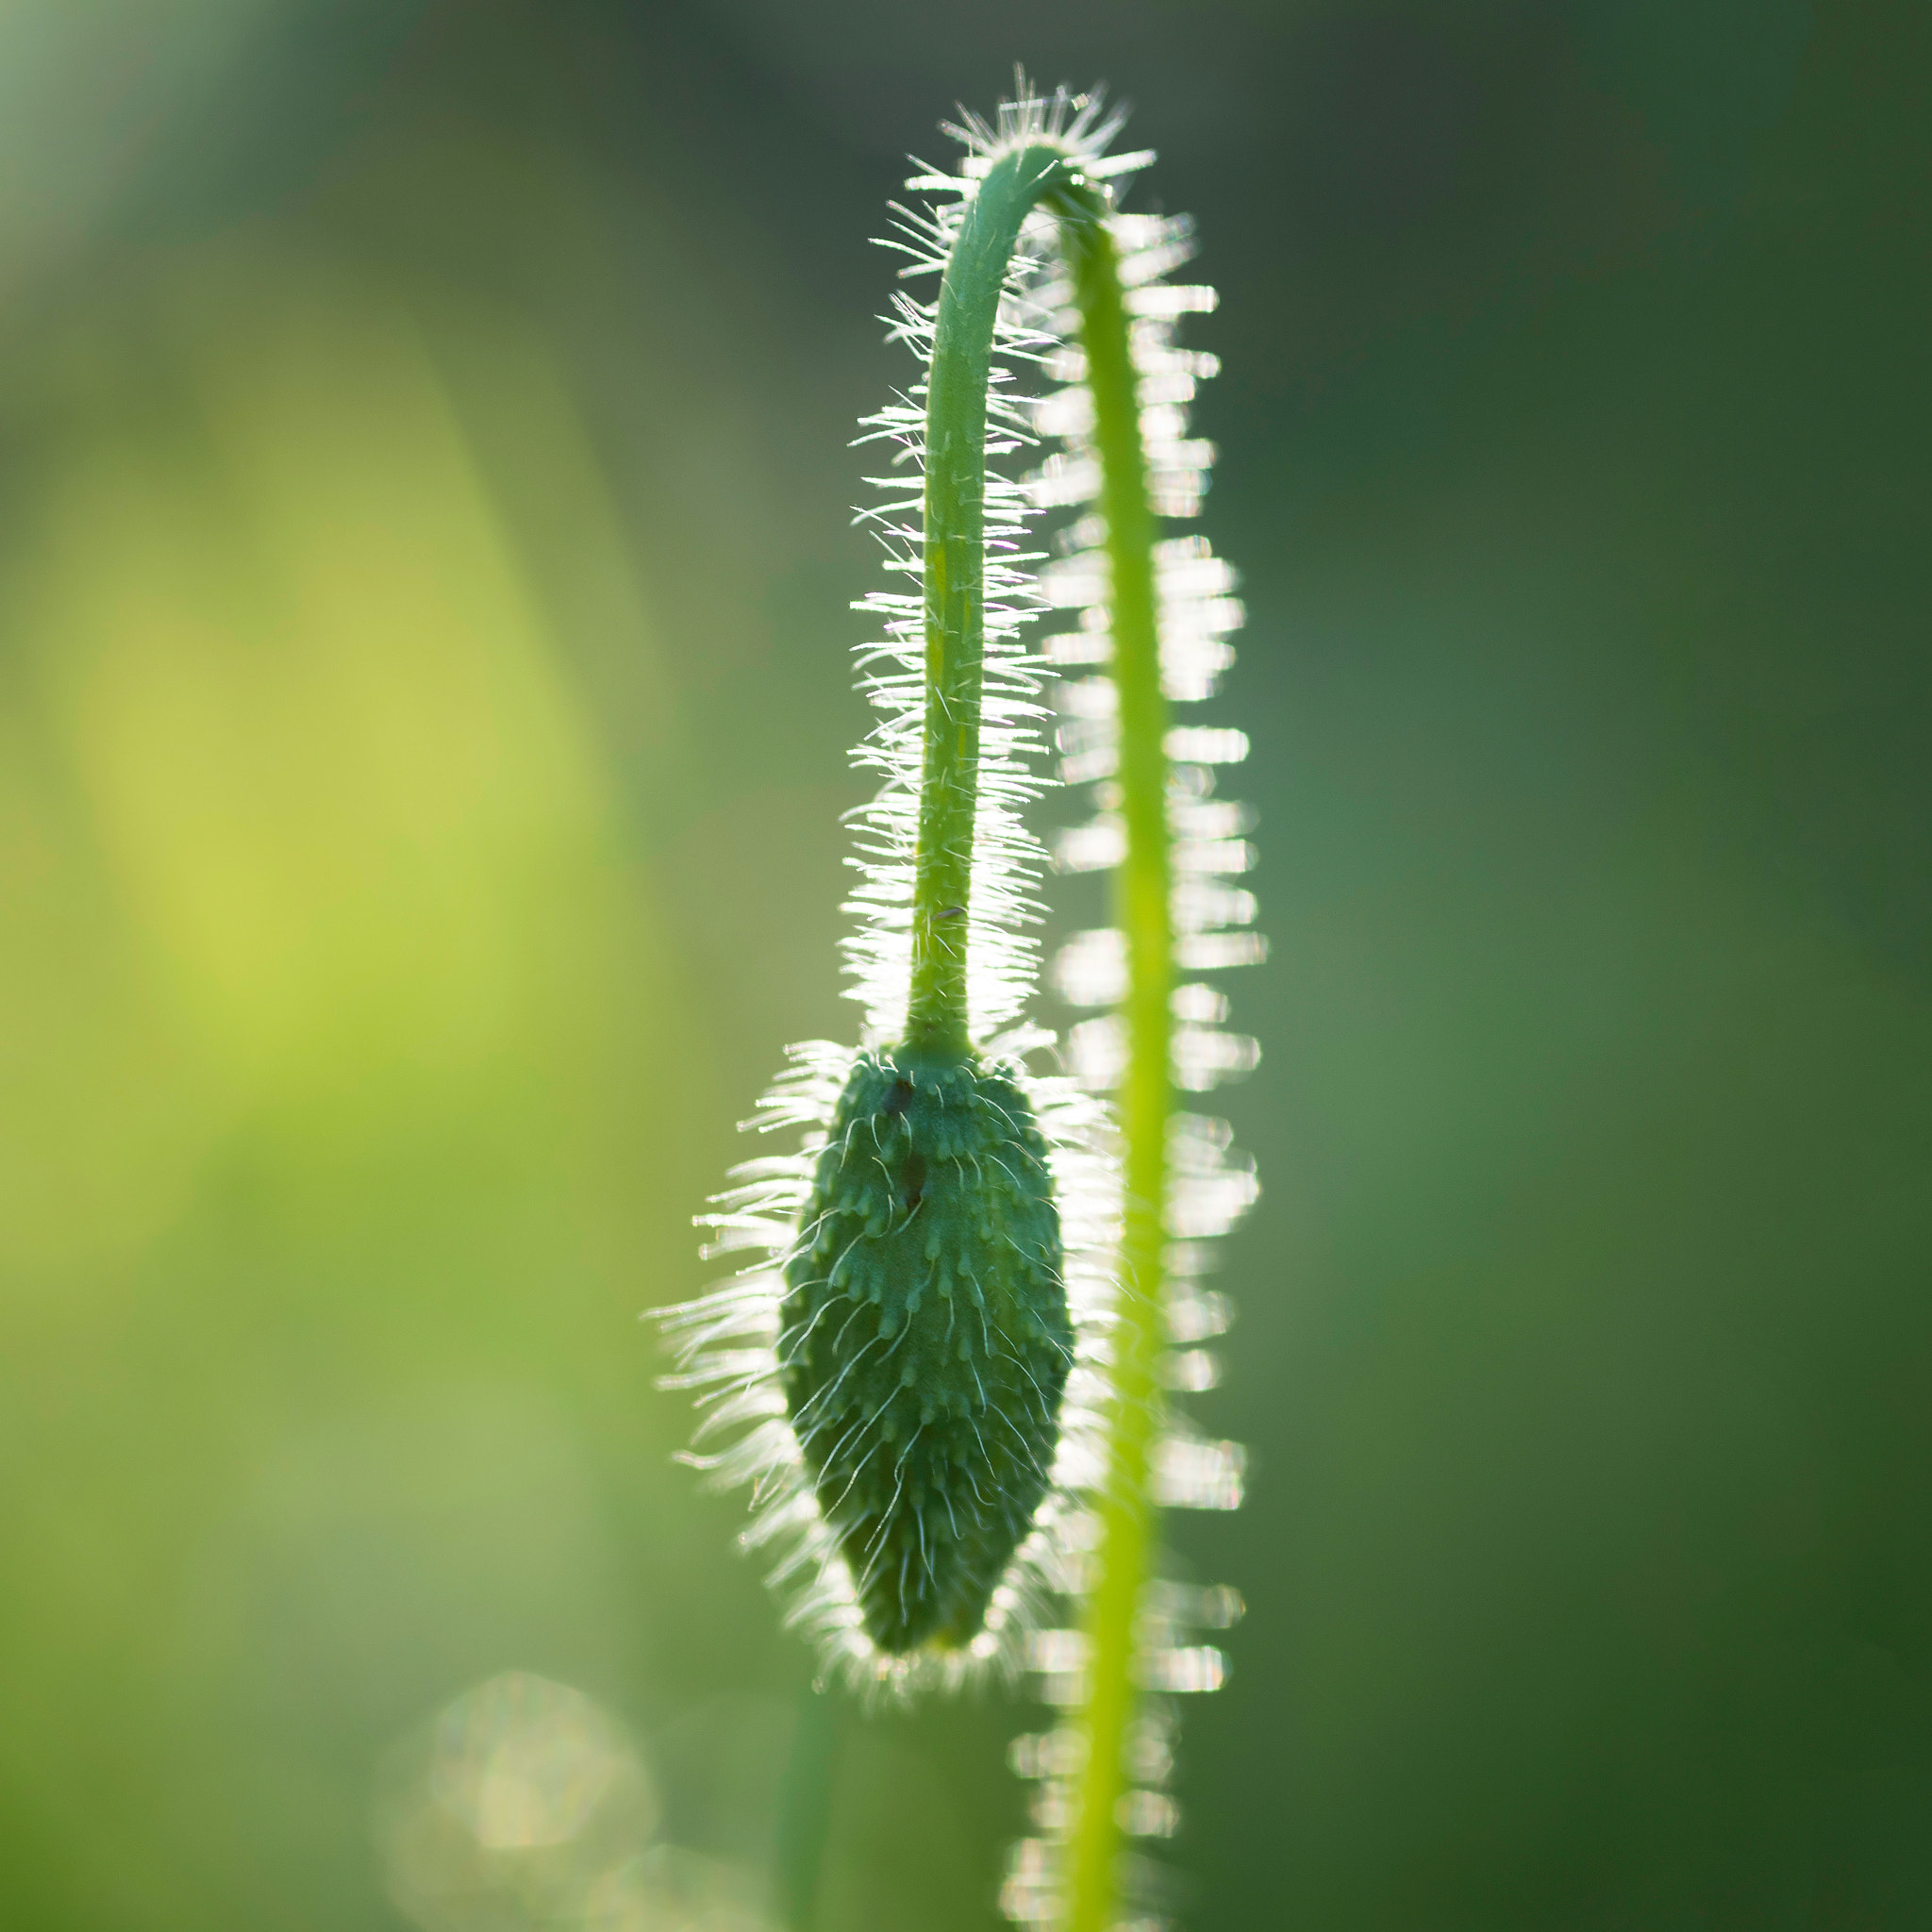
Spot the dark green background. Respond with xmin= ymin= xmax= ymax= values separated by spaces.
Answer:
xmin=0 ymin=2 xmax=1926 ymax=1927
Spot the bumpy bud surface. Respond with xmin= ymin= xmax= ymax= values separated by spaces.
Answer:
xmin=781 ymin=1048 xmax=1070 ymax=1654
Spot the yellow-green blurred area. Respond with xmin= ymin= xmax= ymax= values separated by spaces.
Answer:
xmin=1 ymin=2 xmax=1927 ymax=1928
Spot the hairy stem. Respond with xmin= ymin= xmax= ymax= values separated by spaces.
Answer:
xmin=905 ymin=142 xmax=1084 ymax=1056
xmin=1058 ymin=212 xmax=1169 ymax=1932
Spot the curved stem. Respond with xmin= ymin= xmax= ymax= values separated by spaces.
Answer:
xmin=905 ymin=142 xmax=1082 ymax=1057
xmin=1057 ymin=213 xmax=1170 ymax=1932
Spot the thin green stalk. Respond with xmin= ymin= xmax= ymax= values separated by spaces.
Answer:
xmin=905 ymin=142 xmax=1087 ymax=1057
xmin=1058 ymin=212 xmax=1168 ymax=1932
xmin=910 ymin=146 xmax=1165 ymax=1932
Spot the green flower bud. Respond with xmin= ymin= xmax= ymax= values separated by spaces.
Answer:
xmin=781 ymin=1046 xmax=1070 ymax=1654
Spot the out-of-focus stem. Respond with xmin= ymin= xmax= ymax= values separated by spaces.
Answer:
xmin=1054 ymin=208 xmax=1168 ymax=1932
xmin=776 ymin=1684 xmax=841 ymax=1932
xmin=907 ymin=148 xmax=1168 ymax=1932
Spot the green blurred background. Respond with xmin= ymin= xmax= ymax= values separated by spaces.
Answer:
xmin=1 ymin=1 xmax=1927 ymax=1926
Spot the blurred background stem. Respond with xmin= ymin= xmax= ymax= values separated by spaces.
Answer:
xmin=776 ymin=1684 xmax=841 ymax=1932
xmin=1054 ymin=203 xmax=1170 ymax=1932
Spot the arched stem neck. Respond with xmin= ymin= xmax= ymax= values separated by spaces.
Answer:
xmin=902 ymin=143 xmax=1103 ymax=1057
